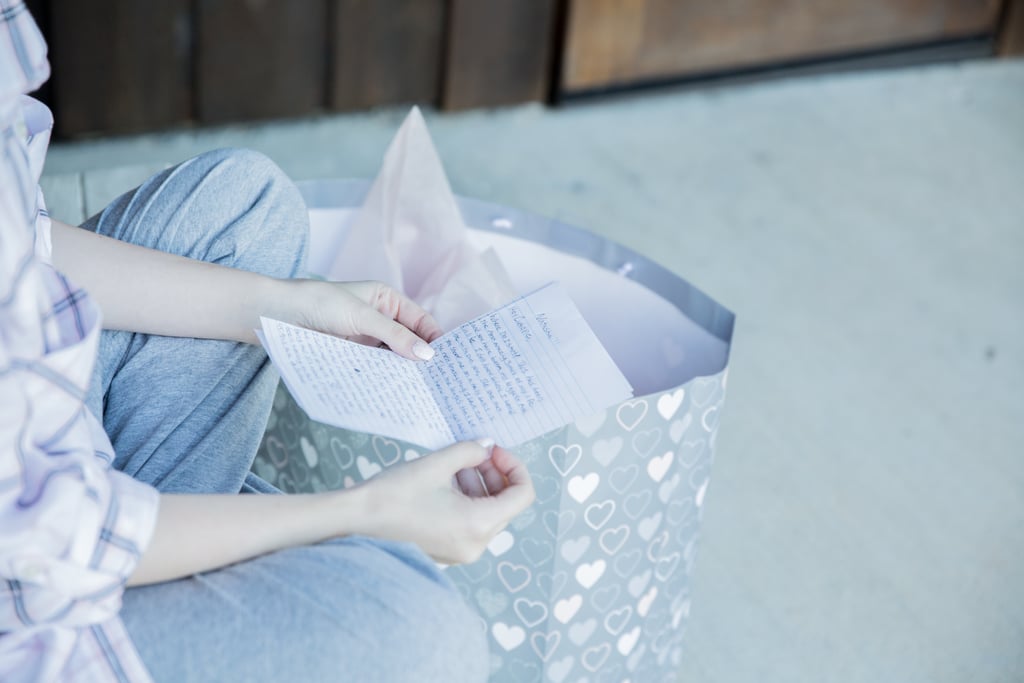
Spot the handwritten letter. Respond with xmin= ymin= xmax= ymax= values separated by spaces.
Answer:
xmin=260 ymin=283 xmax=632 ymax=450
xmin=258 ymin=322 xmax=455 ymax=448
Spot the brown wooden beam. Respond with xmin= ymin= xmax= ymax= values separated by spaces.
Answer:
xmin=329 ymin=0 xmax=445 ymax=110
xmin=48 ymin=0 xmax=192 ymax=137
xmin=443 ymin=0 xmax=560 ymax=110
xmin=561 ymin=0 xmax=1003 ymax=94
xmin=196 ymin=0 xmax=327 ymax=125
xmin=1000 ymin=0 xmax=1024 ymax=54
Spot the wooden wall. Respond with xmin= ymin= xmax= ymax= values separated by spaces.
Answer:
xmin=443 ymin=0 xmax=560 ymax=110
xmin=28 ymin=0 xmax=1018 ymax=138
xmin=561 ymin=0 xmax=1004 ymax=93
xmin=1001 ymin=0 xmax=1024 ymax=53
xmin=330 ymin=0 xmax=446 ymax=110
xmin=47 ymin=1 xmax=192 ymax=135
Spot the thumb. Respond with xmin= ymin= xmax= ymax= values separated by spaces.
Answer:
xmin=429 ymin=439 xmax=495 ymax=475
xmin=354 ymin=309 xmax=435 ymax=361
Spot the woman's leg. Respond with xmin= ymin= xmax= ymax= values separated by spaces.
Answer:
xmin=81 ymin=148 xmax=308 ymax=493
xmin=121 ymin=536 xmax=490 ymax=683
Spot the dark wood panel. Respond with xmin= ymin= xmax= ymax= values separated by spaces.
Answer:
xmin=49 ymin=0 xmax=192 ymax=136
xmin=196 ymin=0 xmax=327 ymax=124
xmin=443 ymin=0 xmax=559 ymax=110
xmin=944 ymin=0 xmax=1006 ymax=32
xmin=562 ymin=0 xmax=1004 ymax=92
xmin=329 ymin=0 xmax=445 ymax=110
xmin=1000 ymin=0 xmax=1024 ymax=54
xmin=23 ymin=0 xmax=51 ymax=103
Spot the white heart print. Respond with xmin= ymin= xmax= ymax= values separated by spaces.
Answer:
xmin=554 ymin=593 xmax=583 ymax=623
xmin=488 ymin=530 xmax=514 ymax=557
xmin=299 ymin=436 xmax=318 ymax=468
xmin=575 ymin=560 xmax=606 ymax=589
xmin=647 ymin=451 xmax=674 ymax=482
xmin=356 ymin=455 xmax=381 ymax=480
xmin=567 ymin=472 xmax=600 ymax=503
xmin=656 ymin=389 xmax=684 ymax=420
xmin=491 ymin=622 xmax=525 ymax=651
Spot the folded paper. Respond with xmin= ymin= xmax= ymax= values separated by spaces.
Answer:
xmin=259 ymin=283 xmax=633 ymax=449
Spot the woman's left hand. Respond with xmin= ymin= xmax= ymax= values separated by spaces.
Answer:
xmin=272 ymin=279 xmax=443 ymax=361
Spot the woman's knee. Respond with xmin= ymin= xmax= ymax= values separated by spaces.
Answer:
xmin=183 ymin=148 xmax=309 ymax=278
xmin=85 ymin=147 xmax=309 ymax=280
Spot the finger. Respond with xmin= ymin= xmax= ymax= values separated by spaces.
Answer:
xmin=476 ymin=456 xmax=509 ymax=495
xmin=455 ymin=467 xmax=488 ymax=498
xmin=384 ymin=290 xmax=444 ymax=342
xmin=367 ymin=283 xmax=444 ymax=343
xmin=489 ymin=478 xmax=536 ymax=519
xmin=353 ymin=308 xmax=435 ymax=361
xmin=428 ymin=440 xmax=494 ymax=476
xmin=348 ymin=333 xmax=382 ymax=347
xmin=490 ymin=446 xmax=533 ymax=489
xmin=476 ymin=448 xmax=535 ymax=519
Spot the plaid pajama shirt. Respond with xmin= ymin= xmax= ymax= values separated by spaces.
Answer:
xmin=1 ymin=2 xmax=158 ymax=681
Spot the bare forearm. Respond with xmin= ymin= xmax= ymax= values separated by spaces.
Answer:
xmin=50 ymin=218 xmax=283 ymax=344
xmin=128 ymin=488 xmax=368 ymax=586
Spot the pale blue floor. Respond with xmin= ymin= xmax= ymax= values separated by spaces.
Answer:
xmin=43 ymin=57 xmax=1024 ymax=682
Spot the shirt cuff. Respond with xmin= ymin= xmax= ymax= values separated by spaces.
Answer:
xmin=93 ymin=471 xmax=160 ymax=584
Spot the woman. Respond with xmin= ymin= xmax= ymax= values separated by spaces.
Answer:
xmin=0 ymin=3 xmax=534 ymax=681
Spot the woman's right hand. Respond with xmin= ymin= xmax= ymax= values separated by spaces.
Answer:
xmin=351 ymin=441 xmax=535 ymax=565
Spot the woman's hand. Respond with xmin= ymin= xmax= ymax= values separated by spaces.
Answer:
xmin=273 ymin=279 xmax=443 ymax=360
xmin=353 ymin=441 xmax=536 ymax=565
xmin=131 ymin=441 xmax=535 ymax=585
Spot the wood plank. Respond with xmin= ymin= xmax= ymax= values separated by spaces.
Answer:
xmin=562 ymin=0 xmax=1004 ymax=93
xmin=48 ymin=0 xmax=192 ymax=136
xmin=329 ymin=0 xmax=445 ymax=110
xmin=1000 ymin=0 xmax=1024 ymax=54
xmin=944 ymin=0 xmax=1007 ymax=33
xmin=443 ymin=0 xmax=559 ymax=110
xmin=23 ymin=0 xmax=51 ymax=104
xmin=196 ymin=0 xmax=327 ymax=124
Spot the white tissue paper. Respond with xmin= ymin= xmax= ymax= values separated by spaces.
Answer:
xmin=327 ymin=107 xmax=517 ymax=331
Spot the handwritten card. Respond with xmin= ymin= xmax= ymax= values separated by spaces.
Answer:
xmin=259 ymin=283 xmax=633 ymax=450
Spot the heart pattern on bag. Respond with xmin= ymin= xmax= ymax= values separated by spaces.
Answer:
xmin=254 ymin=370 xmax=728 ymax=682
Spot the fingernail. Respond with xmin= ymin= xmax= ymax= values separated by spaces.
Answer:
xmin=476 ymin=437 xmax=495 ymax=451
xmin=413 ymin=341 xmax=435 ymax=360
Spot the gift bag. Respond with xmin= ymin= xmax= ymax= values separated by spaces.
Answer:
xmin=254 ymin=178 xmax=734 ymax=683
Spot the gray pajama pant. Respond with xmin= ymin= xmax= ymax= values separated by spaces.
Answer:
xmin=82 ymin=148 xmax=488 ymax=682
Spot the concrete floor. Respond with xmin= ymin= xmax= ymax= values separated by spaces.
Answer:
xmin=43 ymin=58 xmax=1024 ymax=682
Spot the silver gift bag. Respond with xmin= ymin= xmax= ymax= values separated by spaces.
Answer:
xmin=254 ymin=179 xmax=734 ymax=683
